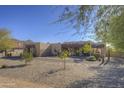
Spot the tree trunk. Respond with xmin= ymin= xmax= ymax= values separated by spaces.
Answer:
xmin=5 ymin=50 xmax=7 ymax=56
xmin=104 ymin=48 xmax=111 ymax=65
xmin=107 ymin=48 xmax=110 ymax=62
xmin=99 ymin=43 xmax=106 ymax=66
xmin=99 ymin=55 xmax=105 ymax=65
xmin=24 ymin=59 xmax=28 ymax=65
xmin=64 ymin=59 xmax=66 ymax=70
xmin=90 ymin=42 xmax=92 ymax=56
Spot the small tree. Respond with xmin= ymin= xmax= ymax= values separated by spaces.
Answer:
xmin=82 ymin=43 xmax=92 ymax=56
xmin=76 ymin=49 xmax=80 ymax=56
xmin=59 ymin=50 xmax=69 ymax=70
xmin=21 ymin=51 xmax=33 ymax=65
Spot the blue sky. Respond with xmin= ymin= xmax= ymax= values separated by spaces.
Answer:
xmin=0 ymin=5 xmax=94 ymax=43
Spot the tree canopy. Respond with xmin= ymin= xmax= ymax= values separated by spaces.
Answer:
xmin=82 ymin=43 xmax=92 ymax=53
xmin=0 ymin=29 xmax=15 ymax=50
xmin=107 ymin=11 xmax=124 ymax=50
xmin=56 ymin=5 xmax=124 ymax=50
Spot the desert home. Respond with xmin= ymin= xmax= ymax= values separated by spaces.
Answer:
xmin=0 ymin=39 xmax=105 ymax=57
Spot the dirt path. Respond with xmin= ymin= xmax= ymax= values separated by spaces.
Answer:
xmin=67 ymin=58 xmax=124 ymax=88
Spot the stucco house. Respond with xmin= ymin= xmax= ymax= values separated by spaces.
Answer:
xmin=2 ymin=39 xmax=105 ymax=57
xmin=62 ymin=41 xmax=105 ymax=56
xmin=23 ymin=41 xmax=105 ymax=57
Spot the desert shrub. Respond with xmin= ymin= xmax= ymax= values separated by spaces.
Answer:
xmin=21 ymin=51 xmax=33 ymax=64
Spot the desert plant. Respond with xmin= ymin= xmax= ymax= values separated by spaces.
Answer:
xmin=21 ymin=51 xmax=33 ymax=65
xmin=59 ymin=50 xmax=69 ymax=70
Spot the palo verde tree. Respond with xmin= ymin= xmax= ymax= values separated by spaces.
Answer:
xmin=59 ymin=50 xmax=70 ymax=70
xmin=0 ymin=29 xmax=15 ymax=56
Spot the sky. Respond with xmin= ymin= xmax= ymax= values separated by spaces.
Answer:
xmin=0 ymin=5 xmax=94 ymax=43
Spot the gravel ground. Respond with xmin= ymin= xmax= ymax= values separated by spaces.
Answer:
xmin=0 ymin=57 xmax=124 ymax=88
xmin=67 ymin=58 xmax=124 ymax=88
xmin=0 ymin=57 xmax=98 ymax=88
xmin=0 ymin=76 xmax=47 ymax=88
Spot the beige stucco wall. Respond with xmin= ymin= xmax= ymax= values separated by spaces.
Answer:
xmin=50 ymin=44 xmax=61 ymax=56
xmin=35 ymin=42 xmax=51 ymax=57
xmin=7 ymin=49 xmax=24 ymax=56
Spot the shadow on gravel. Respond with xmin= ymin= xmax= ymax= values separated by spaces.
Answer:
xmin=1 ymin=56 xmax=22 ymax=61
xmin=71 ymin=57 xmax=84 ymax=63
xmin=0 ymin=64 xmax=27 ymax=69
xmin=67 ymin=58 xmax=124 ymax=88
xmin=67 ymin=68 xmax=124 ymax=88
xmin=47 ymin=68 xmax=64 ymax=74
xmin=111 ymin=58 xmax=124 ymax=66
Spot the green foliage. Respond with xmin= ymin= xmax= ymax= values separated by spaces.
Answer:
xmin=75 ymin=49 xmax=80 ymax=56
xmin=0 ymin=29 xmax=15 ymax=50
xmin=56 ymin=6 xmax=124 ymax=36
xmin=59 ymin=50 xmax=70 ymax=70
xmin=21 ymin=51 xmax=33 ymax=64
xmin=107 ymin=12 xmax=124 ymax=50
xmin=57 ymin=6 xmax=124 ymax=51
xmin=82 ymin=43 xmax=92 ymax=53
xmin=59 ymin=50 xmax=69 ymax=60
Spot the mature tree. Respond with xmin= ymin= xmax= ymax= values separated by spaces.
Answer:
xmin=96 ymin=6 xmax=124 ymax=63
xmin=56 ymin=5 xmax=124 ymax=64
xmin=108 ymin=11 xmax=124 ymax=50
xmin=56 ymin=5 xmax=124 ymax=42
xmin=0 ymin=29 xmax=15 ymax=56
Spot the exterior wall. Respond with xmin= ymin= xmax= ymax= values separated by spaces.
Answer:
xmin=62 ymin=43 xmax=105 ymax=56
xmin=13 ymin=39 xmax=24 ymax=49
xmin=1 ymin=40 xmax=105 ymax=57
xmin=7 ymin=48 xmax=24 ymax=56
xmin=35 ymin=43 xmax=51 ymax=57
xmin=24 ymin=44 xmax=36 ymax=56
xmin=34 ymin=43 xmax=62 ymax=57
xmin=0 ymin=51 xmax=5 ymax=57
xmin=92 ymin=48 xmax=102 ymax=54
xmin=50 ymin=44 xmax=61 ymax=56
xmin=101 ymin=47 xmax=106 ymax=56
